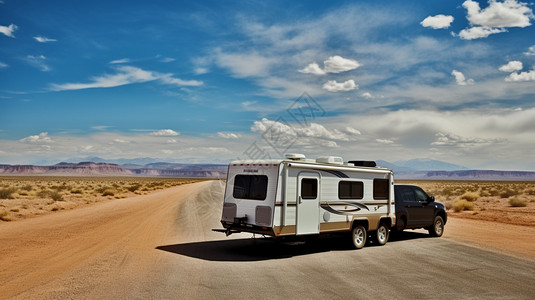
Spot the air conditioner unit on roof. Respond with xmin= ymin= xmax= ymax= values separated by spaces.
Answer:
xmin=316 ymin=156 xmax=343 ymax=165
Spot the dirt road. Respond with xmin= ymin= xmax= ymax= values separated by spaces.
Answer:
xmin=1 ymin=180 xmax=534 ymax=299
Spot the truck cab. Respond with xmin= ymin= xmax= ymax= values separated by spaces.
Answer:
xmin=394 ymin=185 xmax=447 ymax=236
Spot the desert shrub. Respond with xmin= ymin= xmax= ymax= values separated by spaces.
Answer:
xmin=102 ymin=189 xmax=115 ymax=196
xmin=70 ymin=189 xmax=83 ymax=194
xmin=0 ymin=209 xmax=10 ymax=221
xmin=500 ymin=188 xmax=519 ymax=198
xmin=96 ymin=186 xmax=113 ymax=193
xmin=37 ymin=190 xmax=50 ymax=198
xmin=509 ymin=197 xmax=528 ymax=207
xmin=49 ymin=191 xmax=64 ymax=201
xmin=452 ymin=199 xmax=474 ymax=212
xmin=21 ymin=184 xmax=33 ymax=191
xmin=0 ymin=187 xmax=16 ymax=199
xmin=127 ymin=183 xmax=141 ymax=192
xmin=459 ymin=192 xmax=480 ymax=202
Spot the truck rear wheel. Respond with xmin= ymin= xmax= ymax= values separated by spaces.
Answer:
xmin=351 ymin=225 xmax=367 ymax=249
xmin=374 ymin=223 xmax=389 ymax=246
xmin=428 ymin=216 xmax=444 ymax=237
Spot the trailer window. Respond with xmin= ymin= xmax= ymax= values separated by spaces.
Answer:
xmin=233 ymin=175 xmax=268 ymax=200
xmin=373 ymin=179 xmax=389 ymax=200
xmin=301 ymin=178 xmax=318 ymax=199
xmin=338 ymin=181 xmax=364 ymax=199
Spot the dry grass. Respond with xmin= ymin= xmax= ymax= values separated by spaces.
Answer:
xmin=0 ymin=176 xmax=205 ymax=222
xmin=397 ymin=180 xmax=535 ymax=226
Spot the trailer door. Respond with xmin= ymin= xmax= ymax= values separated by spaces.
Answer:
xmin=296 ymin=172 xmax=320 ymax=235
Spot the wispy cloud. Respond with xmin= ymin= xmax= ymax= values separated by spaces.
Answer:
xmin=217 ymin=132 xmax=241 ymax=139
xmin=525 ymin=45 xmax=535 ymax=56
xmin=432 ymin=132 xmax=505 ymax=147
xmin=459 ymin=0 xmax=534 ymax=40
xmin=34 ymin=36 xmax=57 ymax=43
xmin=149 ymin=129 xmax=180 ymax=136
xmin=0 ymin=61 xmax=7 ymax=69
xmin=24 ymin=55 xmax=50 ymax=72
xmin=0 ymin=24 xmax=17 ymax=38
xmin=421 ymin=14 xmax=454 ymax=29
xmin=50 ymin=66 xmax=203 ymax=91
xmin=110 ymin=58 xmax=130 ymax=64
xmin=19 ymin=132 xmax=54 ymax=143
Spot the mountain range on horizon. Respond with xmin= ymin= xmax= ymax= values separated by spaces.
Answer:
xmin=1 ymin=157 xmax=535 ymax=180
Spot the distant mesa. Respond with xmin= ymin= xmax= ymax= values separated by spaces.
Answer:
xmin=0 ymin=162 xmax=227 ymax=178
xmin=1 ymin=158 xmax=534 ymax=180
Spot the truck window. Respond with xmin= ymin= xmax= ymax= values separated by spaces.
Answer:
xmin=373 ymin=179 xmax=389 ymax=200
xmin=339 ymin=181 xmax=364 ymax=199
xmin=301 ymin=178 xmax=318 ymax=199
xmin=414 ymin=188 xmax=429 ymax=202
xmin=233 ymin=175 xmax=268 ymax=200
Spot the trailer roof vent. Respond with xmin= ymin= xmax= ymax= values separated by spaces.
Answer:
xmin=348 ymin=160 xmax=377 ymax=167
xmin=285 ymin=153 xmax=306 ymax=161
xmin=316 ymin=156 xmax=344 ymax=165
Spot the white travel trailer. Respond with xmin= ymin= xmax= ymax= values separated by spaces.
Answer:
xmin=215 ymin=154 xmax=395 ymax=249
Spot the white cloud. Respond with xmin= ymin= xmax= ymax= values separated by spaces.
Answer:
xmin=323 ymin=56 xmax=361 ymax=73
xmin=421 ymin=14 xmax=454 ymax=29
xmin=0 ymin=24 xmax=17 ymax=38
xmin=451 ymin=70 xmax=475 ymax=85
xmin=459 ymin=0 xmax=534 ymax=40
xmin=464 ymin=0 xmax=533 ymax=28
xmin=0 ymin=61 xmax=7 ymax=68
xmin=499 ymin=60 xmax=523 ymax=72
xmin=344 ymin=126 xmax=361 ymax=135
xmin=110 ymin=58 xmax=130 ymax=64
xmin=299 ymin=56 xmax=360 ymax=75
xmin=50 ymin=66 xmax=203 ymax=91
xmin=322 ymin=79 xmax=358 ymax=92
xmin=251 ymin=118 xmax=355 ymax=146
xmin=432 ymin=132 xmax=505 ymax=146
xmin=361 ymin=92 xmax=373 ymax=99
xmin=20 ymin=132 xmax=53 ymax=143
xmin=160 ymin=57 xmax=175 ymax=63
xmin=194 ymin=67 xmax=209 ymax=75
xmin=24 ymin=55 xmax=50 ymax=72
xmin=298 ymin=62 xmax=326 ymax=75
xmin=525 ymin=45 xmax=535 ymax=56
xmin=217 ymin=132 xmax=241 ymax=139
xmin=149 ymin=129 xmax=180 ymax=136
xmin=215 ymin=51 xmax=274 ymax=78
xmin=92 ymin=125 xmax=112 ymax=131
xmin=376 ymin=139 xmax=394 ymax=144
xmin=458 ymin=26 xmax=506 ymax=39
xmin=34 ymin=36 xmax=57 ymax=43
xmin=505 ymin=68 xmax=535 ymax=81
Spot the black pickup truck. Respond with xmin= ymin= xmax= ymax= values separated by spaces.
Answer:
xmin=394 ymin=185 xmax=447 ymax=237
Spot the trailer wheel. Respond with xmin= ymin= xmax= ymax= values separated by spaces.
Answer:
xmin=428 ymin=216 xmax=444 ymax=237
xmin=351 ymin=225 xmax=367 ymax=249
xmin=374 ymin=223 xmax=389 ymax=246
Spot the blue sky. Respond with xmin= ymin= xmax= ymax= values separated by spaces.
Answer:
xmin=1 ymin=0 xmax=535 ymax=170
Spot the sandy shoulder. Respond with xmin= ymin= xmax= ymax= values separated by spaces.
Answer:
xmin=444 ymin=217 xmax=535 ymax=260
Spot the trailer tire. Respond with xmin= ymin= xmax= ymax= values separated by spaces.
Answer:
xmin=428 ymin=216 xmax=444 ymax=237
xmin=374 ymin=223 xmax=389 ymax=246
xmin=351 ymin=225 xmax=367 ymax=249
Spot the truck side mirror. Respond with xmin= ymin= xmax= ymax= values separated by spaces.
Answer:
xmin=428 ymin=196 xmax=435 ymax=202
